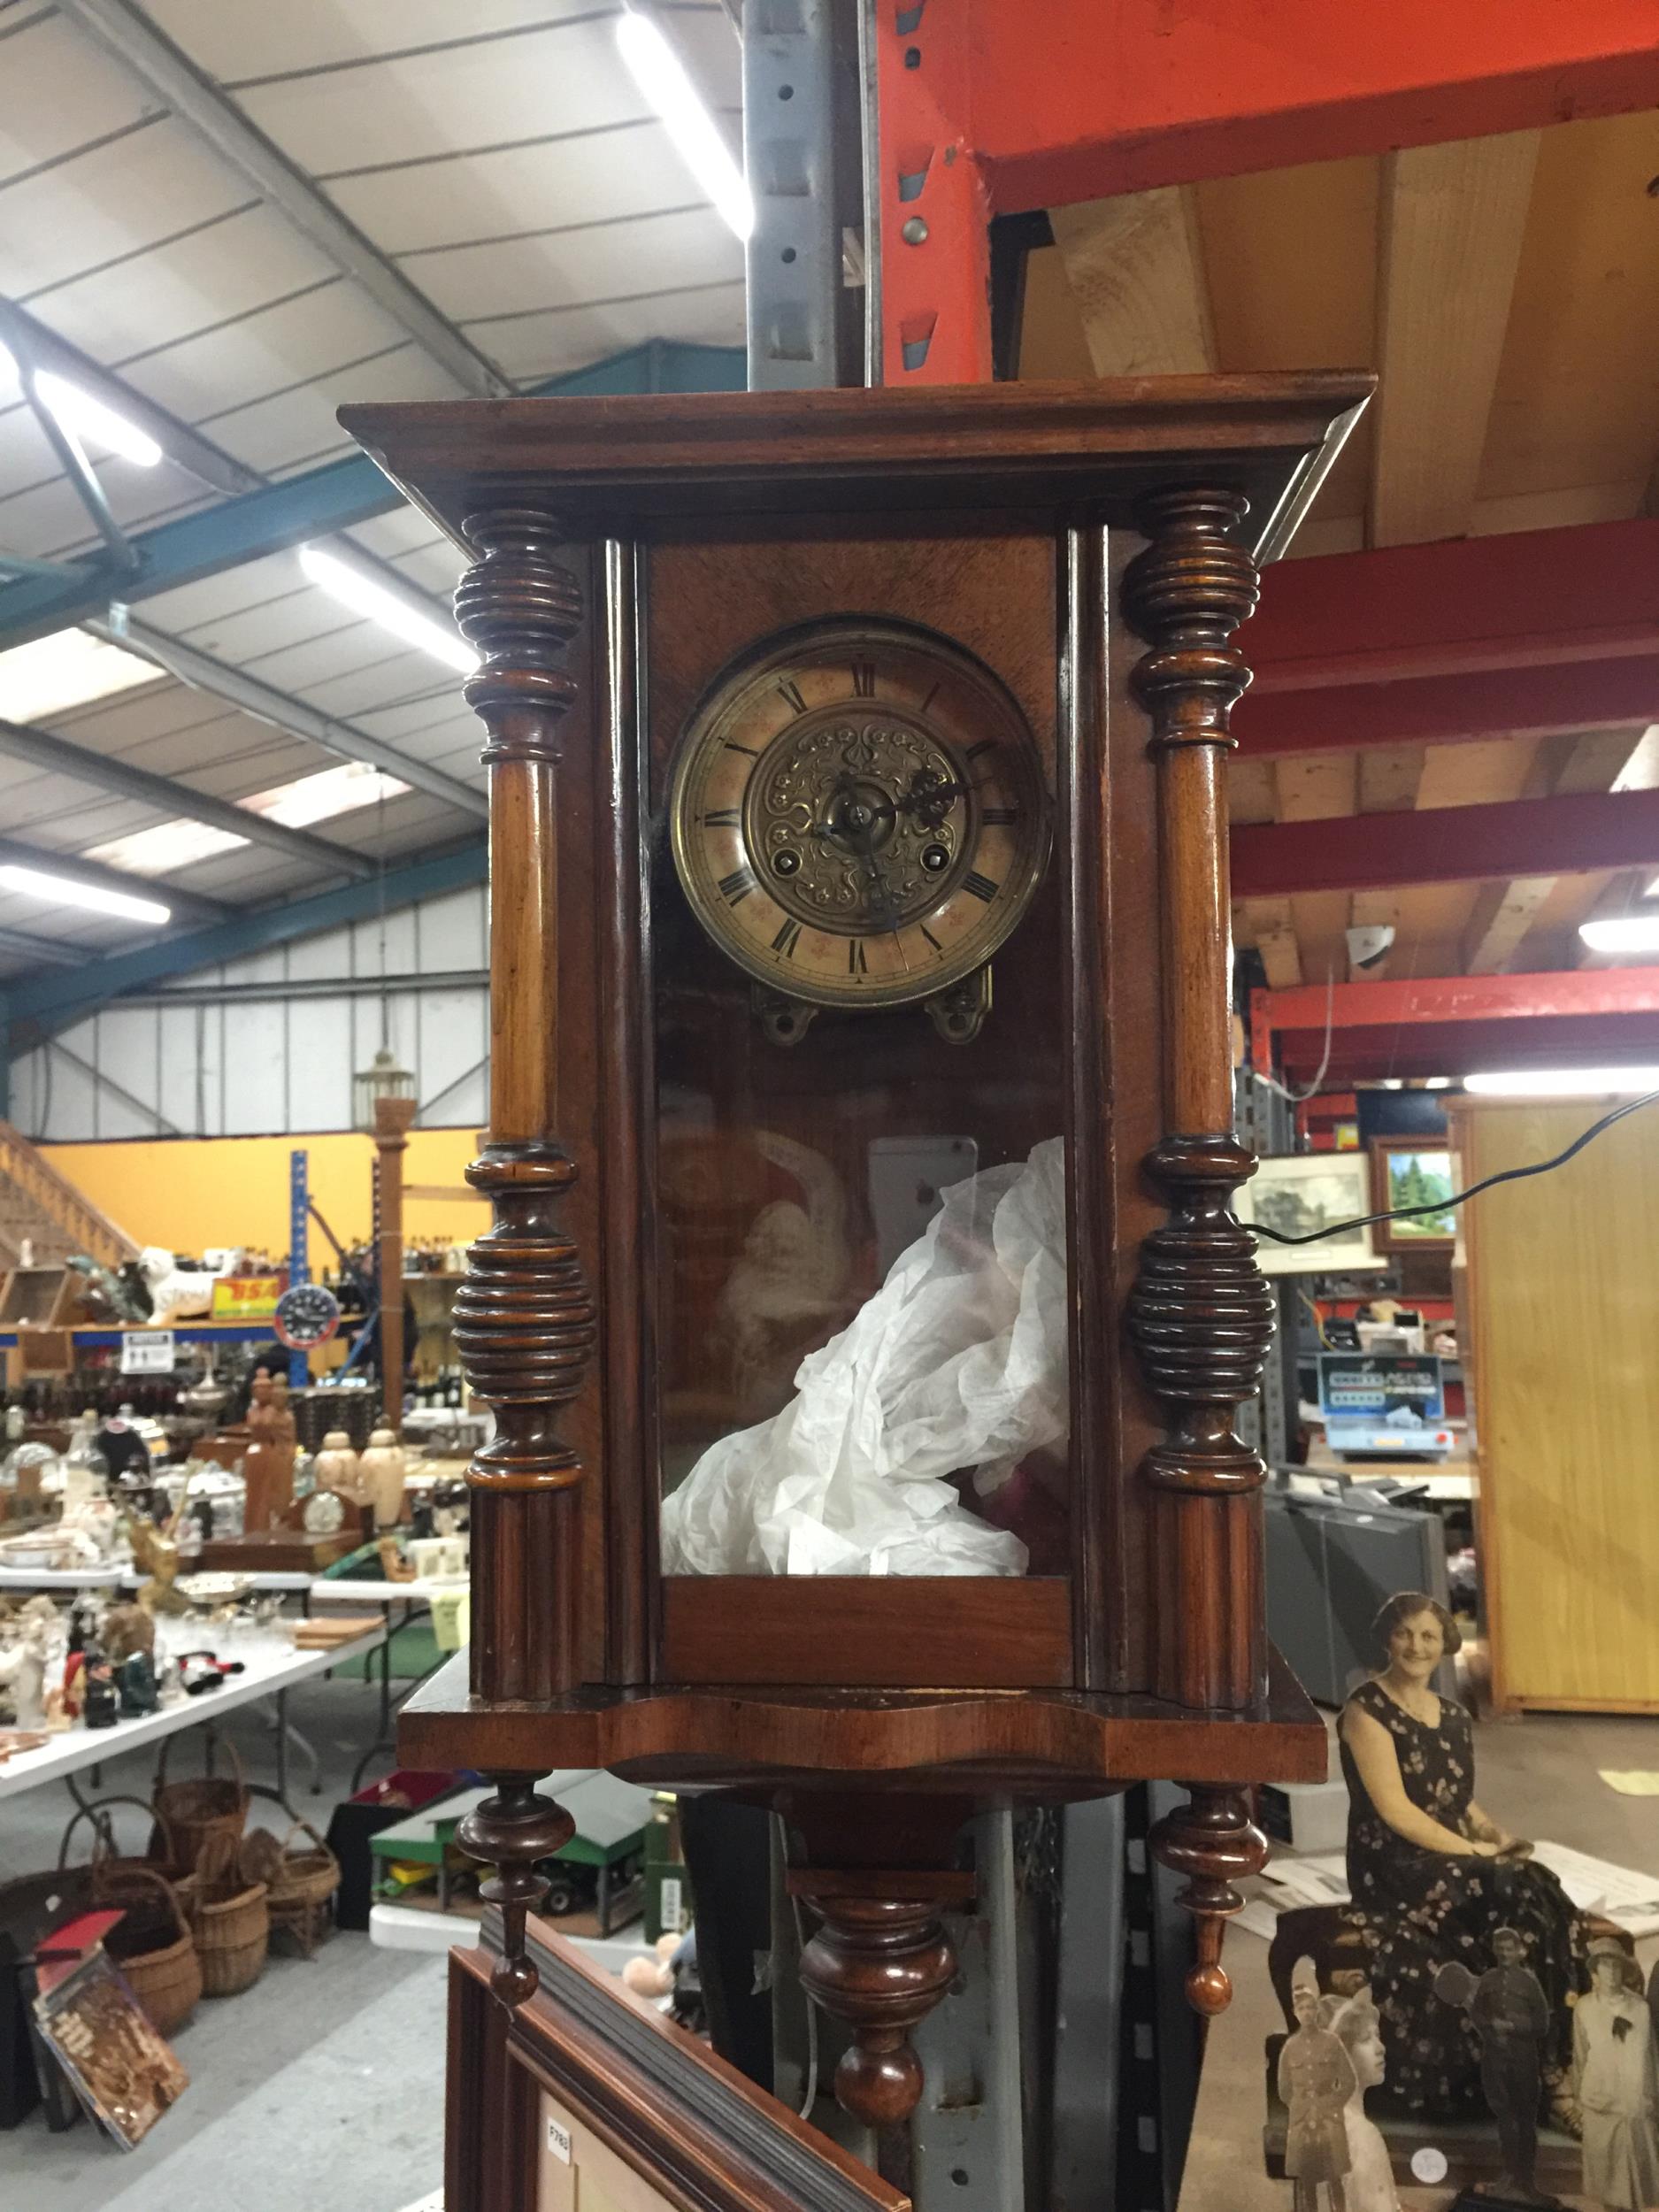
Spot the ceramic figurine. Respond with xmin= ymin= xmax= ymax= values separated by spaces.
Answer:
xmin=116 ymin=1650 xmax=159 ymax=1717
xmin=101 ymin=1602 xmax=155 ymax=1665
xmin=0 ymin=1627 xmax=47 ymax=1728
xmin=81 ymin=1657 xmax=118 ymax=1729
xmin=359 ymin=1427 xmax=407 ymax=1531
xmin=1435 ymin=1928 xmax=1556 ymax=2206
xmin=1339 ymin=1591 xmax=1581 ymax=2122
xmin=430 ymin=1476 xmax=469 ymax=1540
xmin=1279 ymin=1955 xmax=1356 ymax=2212
xmin=1574 ymin=1937 xmax=1659 ymax=2211
xmin=129 ymin=1512 xmax=188 ymax=1617
xmin=376 ymin=1534 xmax=418 ymax=1584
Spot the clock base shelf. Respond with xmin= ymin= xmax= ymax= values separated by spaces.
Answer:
xmin=199 ymin=1532 xmax=360 ymax=1575
xmin=396 ymin=1645 xmax=1325 ymax=1792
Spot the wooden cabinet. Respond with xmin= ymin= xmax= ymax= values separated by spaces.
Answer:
xmin=1450 ymin=1095 xmax=1659 ymax=1712
xmin=342 ymin=375 xmax=1370 ymax=2146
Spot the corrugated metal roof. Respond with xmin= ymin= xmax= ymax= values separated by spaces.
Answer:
xmin=0 ymin=0 xmax=744 ymax=979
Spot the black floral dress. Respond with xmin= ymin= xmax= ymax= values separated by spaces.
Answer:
xmin=1340 ymin=1678 xmax=1582 ymax=2116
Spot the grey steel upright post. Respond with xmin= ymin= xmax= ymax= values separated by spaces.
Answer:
xmin=744 ymin=0 xmax=842 ymax=390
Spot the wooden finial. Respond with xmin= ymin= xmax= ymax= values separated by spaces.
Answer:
xmin=1148 ymin=1783 xmax=1269 ymax=2016
xmin=789 ymin=1877 xmax=968 ymax=2128
xmin=458 ymin=1772 xmax=577 ymax=2006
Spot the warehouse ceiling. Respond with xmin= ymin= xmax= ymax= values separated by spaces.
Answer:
xmin=1 ymin=11 xmax=1654 ymax=1004
xmin=0 ymin=0 xmax=742 ymax=973
xmin=1020 ymin=108 xmax=1659 ymax=990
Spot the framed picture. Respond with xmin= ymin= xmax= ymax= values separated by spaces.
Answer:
xmin=1233 ymin=1152 xmax=1385 ymax=1277
xmin=450 ymin=1913 xmax=909 ymax=2212
xmin=33 ymin=1946 xmax=188 ymax=2151
xmin=1369 ymin=1139 xmax=1458 ymax=1253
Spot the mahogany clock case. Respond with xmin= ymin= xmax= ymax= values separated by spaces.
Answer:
xmin=342 ymin=378 xmax=1370 ymax=1747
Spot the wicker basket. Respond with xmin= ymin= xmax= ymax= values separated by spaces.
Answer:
xmin=60 ymin=1794 xmax=187 ymax=1887
xmin=178 ymin=1832 xmax=268 ymax=1997
xmin=241 ymin=1821 xmax=341 ymax=1957
xmin=95 ymin=1859 xmax=201 ymax=2039
xmin=152 ymin=1734 xmax=249 ymax=1875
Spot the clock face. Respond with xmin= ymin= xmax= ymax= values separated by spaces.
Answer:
xmin=302 ymin=1488 xmax=346 ymax=1535
xmin=668 ymin=621 xmax=1049 ymax=1011
xmin=274 ymin=1281 xmax=342 ymax=1351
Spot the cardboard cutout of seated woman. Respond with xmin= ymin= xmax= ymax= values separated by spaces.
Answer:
xmin=1339 ymin=1594 xmax=1583 ymax=2124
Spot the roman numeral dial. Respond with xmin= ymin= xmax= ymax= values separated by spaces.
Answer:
xmin=668 ymin=621 xmax=1050 ymax=1015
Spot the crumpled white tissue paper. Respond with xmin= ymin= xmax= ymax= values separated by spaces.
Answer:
xmin=661 ymin=1136 xmax=1067 ymax=1576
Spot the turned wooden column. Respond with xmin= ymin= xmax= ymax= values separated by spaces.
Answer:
xmin=451 ymin=507 xmax=596 ymax=1706
xmin=373 ymin=1093 xmax=416 ymax=1433
xmin=449 ymin=509 xmax=596 ymax=2003
xmin=1124 ymin=488 xmax=1277 ymax=2016
xmin=1124 ymin=486 xmax=1274 ymax=1715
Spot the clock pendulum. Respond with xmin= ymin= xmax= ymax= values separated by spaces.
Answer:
xmin=342 ymin=373 xmax=1373 ymax=2164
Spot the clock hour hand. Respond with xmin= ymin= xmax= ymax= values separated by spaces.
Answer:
xmin=892 ymin=771 xmax=974 ymax=823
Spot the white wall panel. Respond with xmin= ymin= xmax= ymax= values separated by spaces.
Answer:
xmin=221 ymin=1000 xmax=288 ymax=1133
xmin=416 ymin=887 xmax=487 ymax=971
xmin=157 ymin=1002 xmax=208 ymax=1133
xmin=91 ymin=1008 xmax=167 ymax=1137
xmin=19 ymin=889 xmax=488 ymax=1141
xmin=288 ymin=998 xmax=354 ymax=1132
xmin=416 ymin=987 xmax=488 ymax=1124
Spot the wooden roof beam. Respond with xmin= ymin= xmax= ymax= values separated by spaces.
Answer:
xmin=1233 ymin=785 xmax=1659 ymax=898
xmin=1371 ymin=132 xmax=1539 ymax=547
xmin=1049 ymin=188 xmax=1217 ymax=375
xmin=1463 ymin=726 xmax=1656 ymax=972
xmin=1252 ymin=964 xmax=1659 ymax=1082
xmin=1237 ymin=518 xmax=1659 ymax=757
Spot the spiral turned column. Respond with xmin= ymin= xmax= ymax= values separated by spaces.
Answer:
xmin=448 ymin=510 xmax=595 ymax=2004
xmin=452 ymin=508 xmax=595 ymax=1708
xmin=1124 ymin=487 xmax=1274 ymax=1726
xmin=1148 ymin=1784 xmax=1270 ymax=2016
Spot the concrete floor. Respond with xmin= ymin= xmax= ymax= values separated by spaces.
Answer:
xmin=1180 ymin=1707 xmax=1659 ymax=2212
xmin=3 ymin=1672 xmax=447 ymax=2209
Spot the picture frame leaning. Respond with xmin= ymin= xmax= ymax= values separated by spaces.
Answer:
xmin=1368 ymin=1138 xmax=1459 ymax=1255
xmin=450 ymin=1910 xmax=910 ymax=2212
xmin=1233 ymin=1151 xmax=1386 ymax=1277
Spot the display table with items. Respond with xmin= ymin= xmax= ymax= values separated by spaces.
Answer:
xmin=0 ymin=1614 xmax=388 ymax=1810
xmin=337 ymin=370 xmax=1376 ymax=2204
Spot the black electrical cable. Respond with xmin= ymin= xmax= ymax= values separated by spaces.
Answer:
xmin=1249 ymin=1085 xmax=1659 ymax=1246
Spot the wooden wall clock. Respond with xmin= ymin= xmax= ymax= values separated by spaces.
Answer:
xmin=342 ymin=374 xmax=1371 ymax=2144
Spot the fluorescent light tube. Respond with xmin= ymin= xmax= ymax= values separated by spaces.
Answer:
xmin=299 ymin=545 xmax=477 ymax=673
xmin=1578 ymin=916 xmax=1659 ymax=955
xmin=1463 ymin=1066 xmax=1659 ymax=1097
xmin=34 ymin=372 xmax=162 ymax=467
xmin=617 ymin=7 xmax=754 ymax=241
xmin=0 ymin=863 xmax=170 ymax=926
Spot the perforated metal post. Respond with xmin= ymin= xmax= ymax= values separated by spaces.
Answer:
xmin=745 ymin=0 xmax=842 ymax=389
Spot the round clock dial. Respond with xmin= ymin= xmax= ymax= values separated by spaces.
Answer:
xmin=273 ymin=1281 xmax=341 ymax=1352
xmin=302 ymin=1488 xmax=346 ymax=1535
xmin=669 ymin=621 xmax=1049 ymax=1011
